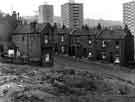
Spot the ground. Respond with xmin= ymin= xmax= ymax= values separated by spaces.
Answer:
xmin=0 ymin=56 xmax=135 ymax=102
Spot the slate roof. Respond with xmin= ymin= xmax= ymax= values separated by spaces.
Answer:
xmin=97 ymin=29 xmax=127 ymax=39
xmin=55 ymin=28 xmax=71 ymax=35
xmin=13 ymin=23 xmax=47 ymax=34
xmin=69 ymin=28 xmax=97 ymax=36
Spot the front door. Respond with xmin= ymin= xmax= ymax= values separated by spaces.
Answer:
xmin=71 ymin=46 xmax=75 ymax=56
xmin=83 ymin=48 xmax=87 ymax=57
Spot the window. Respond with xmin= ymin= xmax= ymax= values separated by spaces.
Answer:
xmin=44 ymin=39 xmax=48 ymax=44
xmin=115 ymin=41 xmax=119 ymax=48
xmin=73 ymin=16 xmax=79 ymax=18
xmin=115 ymin=50 xmax=120 ymax=56
xmin=16 ymin=49 xmax=21 ymax=57
xmin=102 ymin=40 xmax=106 ymax=48
xmin=61 ymin=36 xmax=64 ymax=42
xmin=22 ymin=36 xmax=24 ymax=41
xmin=73 ymin=18 xmax=78 ymax=21
xmin=76 ymin=37 xmax=80 ymax=43
xmin=88 ymin=40 xmax=92 ymax=44
xmin=116 ymin=41 xmax=119 ymax=45
xmin=45 ymin=54 xmax=50 ymax=62
xmin=44 ymin=35 xmax=48 ymax=44
xmin=102 ymin=55 xmax=106 ymax=59
xmin=8 ymin=49 xmax=15 ymax=57
xmin=88 ymin=52 xmax=92 ymax=57
xmin=61 ymin=46 xmax=65 ymax=53
xmin=101 ymin=52 xmax=106 ymax=59
xmin=114 ymin=57 xmax=120 ymax=64
xmin=74 ymin=10 xmax=79 ymax=15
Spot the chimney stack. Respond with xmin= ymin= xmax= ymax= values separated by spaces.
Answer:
xmin=30 ymin=21 xmax=37 ymax=32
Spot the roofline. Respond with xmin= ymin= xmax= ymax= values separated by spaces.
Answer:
xmin=12 ymin=32 xmax=42 ymax=36
xmin=123 ymin=1 xmax=135 ymax=5
xmin=95 ymin=38 xmax=125 ymax=40
xmin=62 ymin=2 xmax=83 ymax=5
xmin=69 ymin=34 xmax=96 ymax=36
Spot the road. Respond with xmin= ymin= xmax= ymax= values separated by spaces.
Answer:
xmin=55 ymin=55 xmax=135 ymax=86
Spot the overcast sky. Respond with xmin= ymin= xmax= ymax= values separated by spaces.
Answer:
xmin=0 ymin=0 xmax=133 ymax=21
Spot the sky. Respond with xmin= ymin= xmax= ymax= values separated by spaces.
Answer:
xmin=0 ymin=0 xmax=133 ymax=21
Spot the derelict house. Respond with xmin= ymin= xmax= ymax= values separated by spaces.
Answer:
xmin=11 ymin=21 xmax=134 ymax=67
xmin=53 ymin=26 xmax=70 ymax=55
xmin=68 ymin=28 xmax=97 ymax=59
xmin=12 ymin=22 xmax=54 ymax=66
xmin=40 ymin=23 xmax=54 ymax=66
xmin=54 ymin=26 xmax=134 ymax=66
xmin=94 ymin=28 xmax=134 ymax=66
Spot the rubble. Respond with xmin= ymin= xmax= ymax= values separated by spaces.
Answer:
xmin=0 ymin=64 xmax=133 ymax=101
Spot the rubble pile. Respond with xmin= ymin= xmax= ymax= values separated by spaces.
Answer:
xmin=47 ymin=69 xmax=134 ymax=96
xmin=0 ymin=64 xmax=133 ymax=101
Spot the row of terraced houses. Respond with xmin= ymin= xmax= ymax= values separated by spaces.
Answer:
xmin=9 ymin=22 xmax=134 ymax=67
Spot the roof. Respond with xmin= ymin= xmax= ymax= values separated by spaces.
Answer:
xmin=69 ymin=28 xmax=97 ymax=36
xmin=55 ymin=28 xmax=70 ymax=35
xmin=97 ymin=29 xmax=127 ymax=39
xmin=13 ymin=23 xmax=47 ymax=34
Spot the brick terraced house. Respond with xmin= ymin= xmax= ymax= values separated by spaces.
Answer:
xmin=94 ymin=28 xmax=134 ymax=66
xmin=12 ymin=22 xmax=54 ymax=66
xmin=53 ymin=26 xmax=70 ymax=55
xmin=11 ymin=22 xmax=134 ymax=67
xmin=54 ymin=25 xmax=134 ymax=66
xmin=68 ymin=28 xmax=97 ymax=59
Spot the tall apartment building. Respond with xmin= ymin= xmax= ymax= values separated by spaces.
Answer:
xmin=38 ymin=4 xmax=54 ymax=24
xmin=61 ymin=2 xmax=83 ymax=29
xmin=123 ymin=1 xmax=135 ymax=37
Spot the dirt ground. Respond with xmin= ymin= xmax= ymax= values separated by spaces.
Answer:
xmin=0 ymin=56 xmax=134 ymax=102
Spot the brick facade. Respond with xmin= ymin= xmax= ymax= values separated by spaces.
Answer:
xmin=12 ymin=23 xmax=54 ymax=66
xmin=12 ymin=23 xmax=134 ymax=67
xmin=53 ymin=27 xmax=134 ymax=66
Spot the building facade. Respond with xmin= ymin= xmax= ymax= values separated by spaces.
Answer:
xmin=40 ymin=23 xmax=54 ymax=66
xmin=123 ymin=1 xmax=135 ymax=43
xmin=12 ymin=23 xmax=54 ymax=66
xmin=11 ymin=22 xmax=134 ymax=67
xmin=68 ymin=29 xmax=97 ymax=58
xmin=61 ymin=2 xmax=83 ymax=29
xmin=12 ymin=23 xmax=42 ymax=61
xmin=38 ymin=4 xmax=54 ymax=24
xmin=53 ymin=26 xmax=134 ymax=66
xmin=93 ymin=29 xmax=134 ymax=66
xmin=53 ymin=27 xmax=70 ymax=55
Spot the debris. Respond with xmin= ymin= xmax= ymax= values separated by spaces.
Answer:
xmin=0 ymin=63 xmax=133 ymax=101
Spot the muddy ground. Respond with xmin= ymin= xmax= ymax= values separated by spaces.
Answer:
xmin=0 ymin=62 xmax=134 ymax=102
